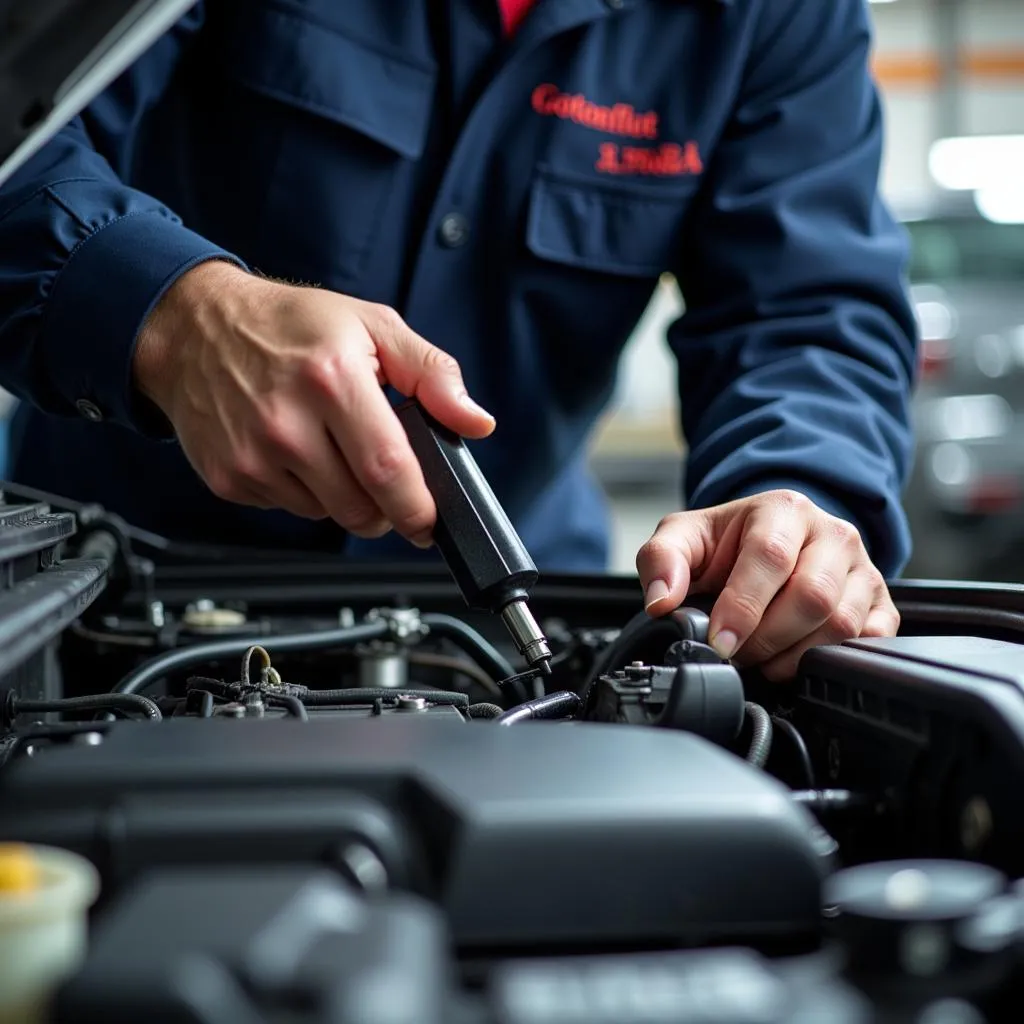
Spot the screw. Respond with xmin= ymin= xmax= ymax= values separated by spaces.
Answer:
xmin=243 ymin=692 xmax=265 ymax=718
xmin=71 ymin=731 xmax=103 ymax=747
xmin=395 ymin=695 xmax=427 ymax=713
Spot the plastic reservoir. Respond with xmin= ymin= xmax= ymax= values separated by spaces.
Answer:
xmin=0 ymin=844 xmax=98 ymax=1024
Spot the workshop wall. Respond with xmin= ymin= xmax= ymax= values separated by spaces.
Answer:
xmin=872 ymin=0 xmax=1024 ymax=202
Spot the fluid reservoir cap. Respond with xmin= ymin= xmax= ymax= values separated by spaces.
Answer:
xmin=824 ymin=860 xmax=1008 ymax=982
xmin=0 ymin=844 xmax=99 ymax=1022
xmin=0 ymin=844 xmax=40 ymax=894
xmin=182 ymin=605 xmax=247 ymax=631
xmin=0 ymin=843 xmax=99 ymax=920
xmin=826 ymin=861 xmax=1005 ymax=923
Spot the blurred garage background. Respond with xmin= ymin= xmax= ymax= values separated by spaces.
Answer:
xmin=590 ymin=0 xmax=1024 ymax=582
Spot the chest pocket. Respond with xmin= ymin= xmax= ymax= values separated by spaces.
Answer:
xmin=220 ymin=4 xmax=436 ymax=286
xmin=526 ymin=166 xmax=696 ymax=279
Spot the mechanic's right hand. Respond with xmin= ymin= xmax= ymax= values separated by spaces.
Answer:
xmin=132 ymin=260 xmax=495 ymax=546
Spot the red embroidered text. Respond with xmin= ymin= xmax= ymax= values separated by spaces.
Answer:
xmin=596 ymin=142 xmax=704 ymax=177
xmin=531 ymin=84 xmax=659 ymax=140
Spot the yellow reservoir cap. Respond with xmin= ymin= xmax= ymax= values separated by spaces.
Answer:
xmin=0 ymin=843 xmax=40 ymax=894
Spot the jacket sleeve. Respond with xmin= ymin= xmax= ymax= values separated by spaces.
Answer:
xmin=669 ymin=0 xmax=918 ymax=577
xmin=0 ymin=3 xmax=242 ymax=435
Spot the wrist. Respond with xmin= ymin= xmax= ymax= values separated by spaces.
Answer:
xmin=133 ymin=259 xmax=249 ymax=413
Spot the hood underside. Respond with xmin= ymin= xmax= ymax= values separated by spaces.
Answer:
xmin=0 ymin=0 xmax=195 ymax=187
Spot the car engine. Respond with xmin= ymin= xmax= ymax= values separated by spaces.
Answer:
xmin=1 ymin=487 xmax=1024 ymax=1023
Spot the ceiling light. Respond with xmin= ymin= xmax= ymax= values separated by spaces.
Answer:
xmin=975 ymin=185 xmax=1024 ymax=225
xmin=929 ymin=135 xmax=1024 ymax=191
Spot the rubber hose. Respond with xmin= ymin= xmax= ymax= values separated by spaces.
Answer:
xmin=495 ymin=690 xmax=582 ymax=725
xmin=14 ymin=693 xmax=162 ymax=722
xmin=419 ymin=614 xmax=516 ymax=681
xmin=744 ymin=702 xmax=773 ymax=768
xmin=301 ymin=687 xmax=469 ymax=709
xmin=467 ymin=702 xmax=503 ymax=719
xmin=267 ymin=694 xmax=308 ymax=720
xmin=772 ymin=715 xmax=815 ymax=788
xmin=114 ymin=621 xmax=390 ymax=695
xmin=76 ymin=529 xmax=121 ymax=568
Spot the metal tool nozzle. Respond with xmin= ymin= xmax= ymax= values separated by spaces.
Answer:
xmin=500 ymin=599 xmax=552 ymax=672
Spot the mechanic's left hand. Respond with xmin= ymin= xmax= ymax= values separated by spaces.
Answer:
xmin=636 ymin=489 xmax=899 ymax=681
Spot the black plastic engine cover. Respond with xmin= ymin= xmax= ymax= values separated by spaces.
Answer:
xmin=797 ymin=635 xmax=1024 ymax=874
xmin=0 ymin=718 xmax=825 ymax=950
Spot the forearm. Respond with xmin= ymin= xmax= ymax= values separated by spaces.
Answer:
xmin=671 ymin=0 xmax=917 ymax=577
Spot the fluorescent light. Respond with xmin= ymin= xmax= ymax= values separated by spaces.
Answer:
xmin=975 ymin=185 xmax=1024 ymax=225
xmin=931 ymin=443 xmax=973 ymax=488
xmin=929 ymin=135 xmax=1024 ymax=191
xmin=914 ymin=300 xmax=957 ymax=341
xmin=929 ymin=394 xmax=1013 ymax=442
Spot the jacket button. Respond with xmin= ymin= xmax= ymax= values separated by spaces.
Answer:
xmin=75 ymin=399 xmax=104 ymax=422
xmin=438 ymin=213 xmax=470 ymax=249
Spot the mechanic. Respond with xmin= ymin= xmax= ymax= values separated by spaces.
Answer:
xmin=0 ymin=0 xmax=915 ymax=680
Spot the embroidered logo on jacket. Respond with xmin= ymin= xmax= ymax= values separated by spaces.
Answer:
xmin=531 ymin=83 xmax=658 ymax=139
xmin=596 ymin=141 xmax=704 ymax=177
xmin=531 ymin=84 xmax=703 ymax=178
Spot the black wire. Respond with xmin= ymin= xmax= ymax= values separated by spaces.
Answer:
xmin=267 ymin=694 xmax=308 ymax=720
xmin=419 ymin=614 xmax=517 ymax=681
xmin=772 ymin=715 xmax=815 ymax=788
xmin=116 ymin=614 xmax=516 ymax=700
xmin=300 ymin=687 xmax=469 ymax=709
xmin=495 ymin=690 xmax=582 ymax=725
xmin=546 ymin=641 xmax=581 ymax=670
xmin=495 ymin=668 xmax=538 ymax=705
xmin=14 ymin=693 xmax=162 ymax=722
xmin=467 ymin=702 xmax=503 ymax=719
xmin=114 ymin=621 xmax=390 ymax=695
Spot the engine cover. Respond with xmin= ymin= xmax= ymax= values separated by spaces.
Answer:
xmin=0 ymin=718 xmax=825 ymax=951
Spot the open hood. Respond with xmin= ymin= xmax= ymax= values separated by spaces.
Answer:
xmin=0 ymin=0 xmax=195 ymax=187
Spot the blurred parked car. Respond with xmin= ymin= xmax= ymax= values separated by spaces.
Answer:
xmin=901 ymin=193 xmax=1024 ymax=582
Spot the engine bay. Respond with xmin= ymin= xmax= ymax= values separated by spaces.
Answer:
xmin=2 ymin=490 xmax=1024 ymax=1022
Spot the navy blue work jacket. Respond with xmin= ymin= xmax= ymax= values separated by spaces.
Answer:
xmin=0 ymin=0 xmax=917 ymax=572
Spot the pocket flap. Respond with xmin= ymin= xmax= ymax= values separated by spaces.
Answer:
xmin=526 ymin=168 xmax=694 ymax=278
xmin=227 ymin=5 xmax=436 ymax=160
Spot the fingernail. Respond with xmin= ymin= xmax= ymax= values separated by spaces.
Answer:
xmin=710 ymin=630 xmax=739 ymax=660
xmin=644 ymin=579 xmax=670 ymax=611
xmin=460 ymin=393 xmax=495 ymax=423
xmin=411 ymin=532 xmax=434 ymax=550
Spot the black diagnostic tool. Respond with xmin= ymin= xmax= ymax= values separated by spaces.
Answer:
xmin=397 ymin=399 xmax=552 ymax=674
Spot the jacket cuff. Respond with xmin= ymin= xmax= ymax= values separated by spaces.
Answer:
xmin=40 ymin=209 xmax=244 ymax=436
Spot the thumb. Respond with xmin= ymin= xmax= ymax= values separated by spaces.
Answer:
xmin=636 ymin=510 xmax=714 ymax=617
xmin=369 ymin=306 xmax=495 ymax=439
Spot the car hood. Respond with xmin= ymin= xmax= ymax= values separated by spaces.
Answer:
xmin=0 ymin=0 xmax=196 ymax=188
